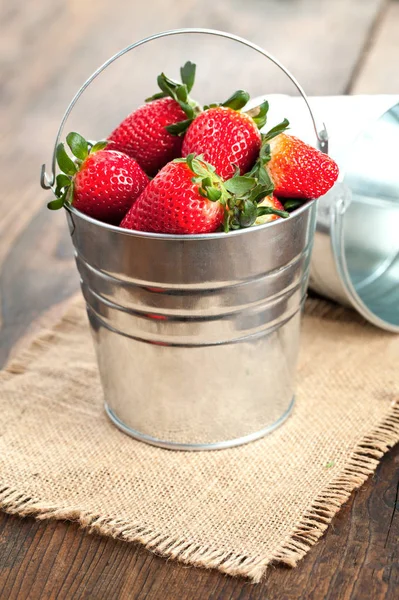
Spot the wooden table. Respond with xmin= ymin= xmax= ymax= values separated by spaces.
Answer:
xmin=1 ymin=1 xmax=398 ymax=597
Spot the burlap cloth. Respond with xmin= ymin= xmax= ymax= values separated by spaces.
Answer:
xmin=0 ymin=295 xmax=398 ymax=582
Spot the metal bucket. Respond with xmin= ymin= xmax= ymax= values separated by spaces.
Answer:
xmin=65 ymin=203 xmax=316 ymax=449
xmin=309 ymin=101 xmax=399 ymax=332
xmin=41 ymin=29 xmax=328 ymax=450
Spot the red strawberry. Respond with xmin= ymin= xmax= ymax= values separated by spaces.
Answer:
xmin=120 ymin=156 xmax=227 ymax=235
xmin=108 ymin=62 xmax=199 ymax=176
xmin=255 ymin=195 xmax=285 ymax=224
xmin=181 ymin=91 xmax=267 ymax=180
xmin=108 ymin=98 xmax=187 ymax=176
xmin=266 ymin=133 xmax=339 ymax=198
xmin=47 ymin=132 xmax=148 ymax=224
xmin=73 ymin=151 xmax=148 ymax=223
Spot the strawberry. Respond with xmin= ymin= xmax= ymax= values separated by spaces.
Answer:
xmin=268 ymin=133 xmax=339 ymax=198
xmin=181 ymin=91 xmax=268 ymax=180
xmin=120 ymin=155 xmax=289 ymax=235
xmin=251 ymin=120 xmax=339 ymax=199
xmin=108 ymin=62 xmax=199 ymax=176
xmin=120 ymin=155 xmax=227 ymax=235
xmin=47 ymin=132 xmax=148 ymax=224
xmin=108 ymin=98 xmax=186 ymax=177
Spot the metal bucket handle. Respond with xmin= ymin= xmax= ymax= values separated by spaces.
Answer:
xmin=40 ymin=27 xmax=329 ymax=191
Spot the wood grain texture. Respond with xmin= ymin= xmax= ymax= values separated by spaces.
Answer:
xmin=1 ymin=0 xmax=398 ymax=598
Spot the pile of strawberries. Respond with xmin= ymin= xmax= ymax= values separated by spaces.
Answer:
xmin=49 ymin=61 xmax=339 ymax=234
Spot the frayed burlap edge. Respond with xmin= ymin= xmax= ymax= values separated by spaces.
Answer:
xmin=1 ymin=296 xmax=399 ymax=582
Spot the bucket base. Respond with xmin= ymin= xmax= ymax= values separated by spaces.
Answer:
xmin=104 ymin=397 xmax=295 ymax=451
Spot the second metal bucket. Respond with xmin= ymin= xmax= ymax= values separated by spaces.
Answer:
xmin=310 ymin=99 xmax=399 ymax=332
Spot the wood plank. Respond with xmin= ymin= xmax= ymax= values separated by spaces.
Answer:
xmin=351 ymin=1 xmax=399 ymax=93
xmin=0 ymin=1 xmax=395 ymax=598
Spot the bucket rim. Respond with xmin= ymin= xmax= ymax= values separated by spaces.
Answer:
xmin=65 ymin=200 xmax=314 ymax=241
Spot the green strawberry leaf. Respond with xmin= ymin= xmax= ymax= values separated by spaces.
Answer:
xmin=247 ymin=133 xmax=277 ymax=195
xmin=157 ymin=72 xmax=179 ymax=91
xmin=65 ymin=181 xmax=74 ymax=205
xmin=205 ymin=187 xmax=222 ymax=202
xmin=238 ymin=199 xmax=257 ymax=228
xmin=145 ymin=91 xmax=167 ymax=102
xmin=56 ymin=143 xmax=77 ymax=176
xmin=223 ymin=211 xmax=230 ymax=233
xmin=231 ymin=165 xmax=241 ymax=178
xmin=259 ymin=141 xmax=272 ymax=163
xmin=250 ymin=100 xmax=269 ymax=130
xmin=224 ymin=176 xmax=257 ymax=196
xmin=54 ymin=173 xmax=71 ymax=197
xmin=227 ymin=195 xmax=238 ymax=210
xmin=176 ymin=84 xmax=189 ymax=103
xmin=248 ymin=183 xmax=275 ymax=205
xmin=257 ymin=206 xmax=289 ymax=219
xmin=178 ymin=101 xmax=194 ymax=119
xmin=283 ymin=199 xmax=306 ymax=212
xmin=157 ymin=74 xmax=189 ymax=108
xmin=157 ymin=73 xmax=179 ymax=100
xmin=180 ymin=61 xmax=196 ymax=93
xmin=157 ymin=74 xmax=194 ymax=119
xmin=47 ymin=187 xmax=70 ymax=211
xmin=228 ymin=211 xmax=241 ymax=230
xmin=47 ymin=197 xmax=66 ymax=210
xmin=203 ymin=103 xmax=219 ymax=111
xmin=66 ymin=132 xmax=89 ymax=161
xmin=183 ymin=154 xmax=231 ymax=207
xmin=257 ymin=166 xmax=274 ymax=189
xmin=55 ymin=173 xmax=71 ymax=188
xmin=263 ymin=118 xmax=290 ymax=142
xmin=151 ymin=63 xmax=199 ymax=120
xmin=221 ymin=90 xmax=250 ymax=111
xmin=166 ymin=119 xmax=193 ymax=136
xmin=185 ymin=153 xmax=196 ymax=173
xmin=90 ymin=140 xmax=108 ymax=153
